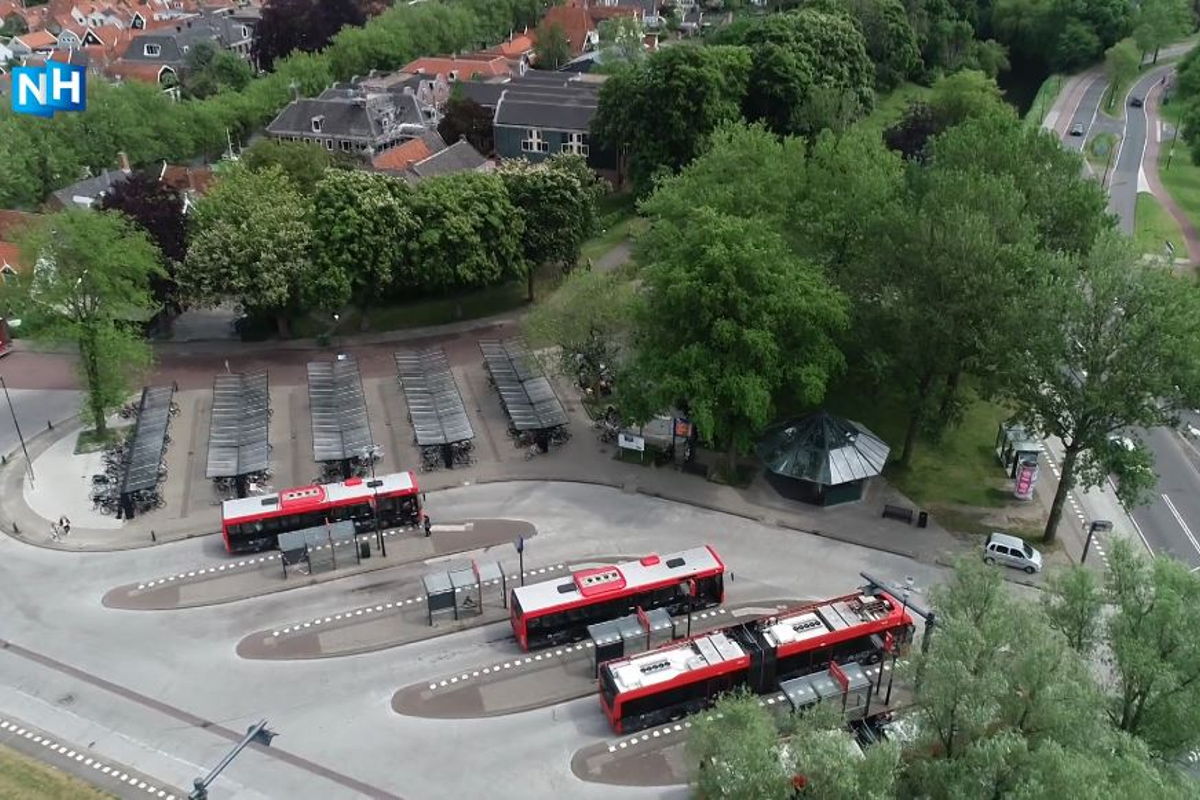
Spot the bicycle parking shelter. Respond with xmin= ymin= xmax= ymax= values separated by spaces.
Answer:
xmin=206 ymin=370 xmax=271 ymax=498
xmin=479 ymin=338 xmax=568 ymax=451
xmin=117 ymin=384 xmax=176 ymax=519
xmin=395 ymin=347 xmax=475 ymax=470
xmin=308 ymin=355 xmax=375 ymax=479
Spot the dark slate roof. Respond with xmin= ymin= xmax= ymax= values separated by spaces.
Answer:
xmin=267 ymin=91 xmax=426 ymax=139
xmin=454 ymin=80 xmax=506 ymax=108
xmin=122 ymin=11 xmax=249 ymax=66
xmin=408 ymin=140 xmax=488 ymax=180
xmin=51 ymin=168 xmax=129 ymax=209
xmin=756 ymin=412 xmax=890 ymax=486
xmin=494 ymin=87 xmax=598 ymax=131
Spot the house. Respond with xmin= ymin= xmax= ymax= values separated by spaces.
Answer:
xmin=48 ymin=153 xmax=132 ymax=210
xmin=488 ymin=71 xmax=615 ymax=177
xmin=105 ymin=6 xmax=255 ymax=86
xmin=10 ymin=30 xmax=60 ymax=56
xmin=370 ymin=131 xmax=490 ymax=181
xmin=0 ymin=210 xmax=41 ymax=285
xmin=158 ymin=162 xmax=214 ymax=213
xmin=265 ymin=81 xmax=435 ymax=158
xmin=400 ymin=54 xmax=514 ymax=82
xmin=539 ymin=0 xmax=642 ymax=59
xmin=480 ymin=30 xmax=535 ymax=74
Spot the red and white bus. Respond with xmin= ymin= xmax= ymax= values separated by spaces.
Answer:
xmin=598 ymin=588 xmax=915 ymax=733
xmin=510 ymin=546 xmax=726 ymax=651
xmin=220 ymin=472 xmax=423 ymax=553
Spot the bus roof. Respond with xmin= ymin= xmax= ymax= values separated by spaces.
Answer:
xmin=222 ymin=471 xmax=417 ymax=522
xmin=608 ymin=630 xmax=747 ymax=693
xmin=513 ymin=545 xmax=723 ymax=615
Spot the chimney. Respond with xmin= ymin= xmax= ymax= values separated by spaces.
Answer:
xmin=117 ymin=151 xmax=131 ymax=174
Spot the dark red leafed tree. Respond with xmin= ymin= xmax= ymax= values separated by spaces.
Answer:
xmin=252 ymin=0 xmax=366 ymax=72
xmin=100 ymin=172 xmax=187 ymax=312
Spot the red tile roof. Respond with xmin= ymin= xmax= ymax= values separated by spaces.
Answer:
xmin=160 ymin=164 xmax=215 ymax=195
xmin=484 ymin=33 xmax=535 ymax=59
xmin=0 ymin=210 xmax=38 ymax=241
xmin=537 ymin=6 xmax=592 ymax=58
xmin=372 ymin=138 xmax=435 ymax=172
xmin=401 ymin=55 xmax=511 ymax=79
xmin=14 ymin=30 xmax=61 ymax=50
xmin=0 ymin=242 xmax=22 ymax=274
xmin=105 ymin=59 xmax=176 ymax=83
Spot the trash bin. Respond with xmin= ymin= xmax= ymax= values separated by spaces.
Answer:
xmin=917 ymin=511 xmax=929 ymax=528
xmin=360 ymin=541 xmax=371 ymax=559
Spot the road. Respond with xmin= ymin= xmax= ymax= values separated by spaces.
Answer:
xmin=1057 ymin=49 xmax=1200 ymax=570
xmin=0 ymin=481 xmax=959 ymax=799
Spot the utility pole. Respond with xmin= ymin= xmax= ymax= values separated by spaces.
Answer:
xmin=189 ymin=720 xmax=276 ymax=800
xmin=362 ymin=445 xmax=385 ymax=557
xmin=0 ymin=375 xmax=34 ymax=487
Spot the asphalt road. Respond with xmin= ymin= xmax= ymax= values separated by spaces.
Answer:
xmin=1060 ymin=50 xmax=1200 ymax=571
xmin=0 ymin=385 xmax=81 ymax=459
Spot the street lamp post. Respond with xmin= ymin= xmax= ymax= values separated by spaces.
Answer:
xmin=0 ymin=375 xmax=33 ymax=487
xmin=886 ymin=576 xmax=914 ymax=707
xmin=362 ymin=445 xmax=385 ymax=557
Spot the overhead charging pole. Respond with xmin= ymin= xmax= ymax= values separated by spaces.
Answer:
xmin=188 ymin=720 xmax=277 ymax=800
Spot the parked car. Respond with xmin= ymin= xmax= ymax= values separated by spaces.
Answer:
xmin=1070 ymin=122 xmax=1085 ymax=136
xmin=1130 ymin=96 xmax=1144 ymax=107
xmin=983 ymin=532 xmax=1042 ymax=574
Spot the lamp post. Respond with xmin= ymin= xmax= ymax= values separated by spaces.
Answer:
xmin=885 ymin=576 xmax=914 ymax=707
xmin=684 ymin=578 xmax=696 ymax=639
xmin=361 ymin=445 xmax=385 ymax=557
xmin=0 ymin=375 xmax=33 ymax=487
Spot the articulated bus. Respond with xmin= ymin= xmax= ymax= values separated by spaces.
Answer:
xmin=598 ymin=588 xmax=915 ymax=733
xmin=509 ymin=546 xmax=725 ymax=651
xmin=220 ymin=472 xmax=423 ymax=553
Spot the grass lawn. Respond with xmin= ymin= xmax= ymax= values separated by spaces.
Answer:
xmin=859 ymin=82 xmax=932 ymax=138
xmin=1156 ymin=103 xmax=1200 ymax=238
xmin=74 ymin=427 xmax=123 ymax=454
xmin=0 ymin=744 xmax=113 ymax=799
xmin=1133 ymin=192 xmax=1185 ymax=257
xmin=580 ymin=191 xmax=645 ymax=267
xmin=1086 ymin=131 xmax=1119 ymax=174
xmin=1024 ymin=74 xmax=1063 ymax=129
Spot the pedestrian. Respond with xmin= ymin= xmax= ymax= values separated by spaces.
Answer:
xmin=59 ymin=516 xmax=71 ymax=537
xmin=423 ymin=515 xmax=432 ymax=538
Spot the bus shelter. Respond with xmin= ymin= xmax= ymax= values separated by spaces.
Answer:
xmin=206 ymin=370 xmax=270 ymax=497
xmin=118 ymin=384 xmax=176 ymax=519
xmin=781 ymin=661 xmax=872 ymax=718
xmin=588 ymin=608 xmax=675 ymax=676
xmin=278 ymin=520 xmax=359 ymax=577
xmin=308 ymin=356 xmax=374 ymax=479
xmin=395 ymin=347 xmax=474 ymax=469
xmin=422 ymin=559 xmax=508 ymax=624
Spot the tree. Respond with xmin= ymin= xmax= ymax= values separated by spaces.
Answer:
xmin=523 ymin=269 xmax=636 ymax=395
xmin=1105 ymin=539 xmax=1200 ymax=755
xmin=845 ymin=0 xmax=921 ymax=89
xmin=99 ymin=172 xmax=188 ymax=314
xmin=497 ymin=155 xmax=603 ymax=300
xmin=183 ymin=41 xmax=254 ymax=99
xmin=437 ymin=91 xmax=495 ymax=156
xmin=1104 ymin=38 xmax=1142 ymax=111
xmin=253 ymin=0 xmax=366 ymax=71
xmin=687 ymin=691 xmax=791 ymax=800
xmin=1044 ymin=566 xmax=1105 ymax=656
xmin=622 ymin=208 xmax=848 ymax=473
xmin=778 ymin=706 xmax=900 ymax=800
xmin=183 ymin=164 xmax=335 ymax=337
xmin=311 ymin=170 xmax=417 ymax=324
xmin=533 ymin=22 xmax=572 ymax=70
xmin=1135 ymin=0 xmax=1191 ymax=62
xmin=241 ymin=138 xmax=341 ymax=195
xmin=883 ymin=70 xmax=1013 ymax=163
xmin=1011 ymin=232 xmax=1200 ymax=543
xmin=597 ymin=16 xmax=646 ymax=69
xmin=593 ymin=45 xmax=751 ymax=192
xmin=4 ymin=211 xmax=161 ymax=435
xmin=407 ymin=172 xmax=527 ymax=292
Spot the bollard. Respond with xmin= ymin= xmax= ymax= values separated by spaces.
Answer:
xmin=150 ymin=530 xmax=157 ymax=542
xmin=11 ymin=522 xmax=17 ymax=534
xmin=47 ymin=420 xmax=53 ymax=430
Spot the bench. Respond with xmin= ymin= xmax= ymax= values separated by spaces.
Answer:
xmin=882 ymin=504 xmax=914 ymax=525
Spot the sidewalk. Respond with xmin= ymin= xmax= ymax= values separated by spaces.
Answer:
xmin=0 ymin=387 xmax=969 ymax=567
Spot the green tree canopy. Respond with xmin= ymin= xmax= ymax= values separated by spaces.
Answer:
xmin=183 ymin=164 xmax=335 ymax=337
xmin=4 ymin=211 xmax=161 ymax=434
xmin=533 ymin=22 xmax=572 ymax=70
xmin=593 ymin=44 xmax=752 ymax=193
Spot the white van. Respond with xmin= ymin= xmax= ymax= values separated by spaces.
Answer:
xmin=983 ymin=532 xmax=1042 ymax=574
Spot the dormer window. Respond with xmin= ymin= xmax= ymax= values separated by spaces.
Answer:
xmin=241 ymin=25 xmax=249 ymax=38
xmin=311 ymin=116 xmax=324 ymax=133
xmin=448 ymin=70 xmax=458 ymax=81
xmin=143 ymin=43 xmax=161 ymax=57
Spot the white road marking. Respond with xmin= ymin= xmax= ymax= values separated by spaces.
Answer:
xmin=1161 ymin=493 xmax=1200 ymax=558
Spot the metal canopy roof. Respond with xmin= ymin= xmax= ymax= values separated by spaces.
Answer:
xmin=205 ymin=370 xmax=271 ymax=478
xmin=307 ymin=356 xmax=374 ymax=462
xmin=120 ymin=385 xmax=175 ymax=495
xmin=395 ymin=348 xmax=474 ymax=446
xmin=756 ymin=411 xmax=890 ymax=486
xmin=479 ymin=339 xmax=568 ymax=431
